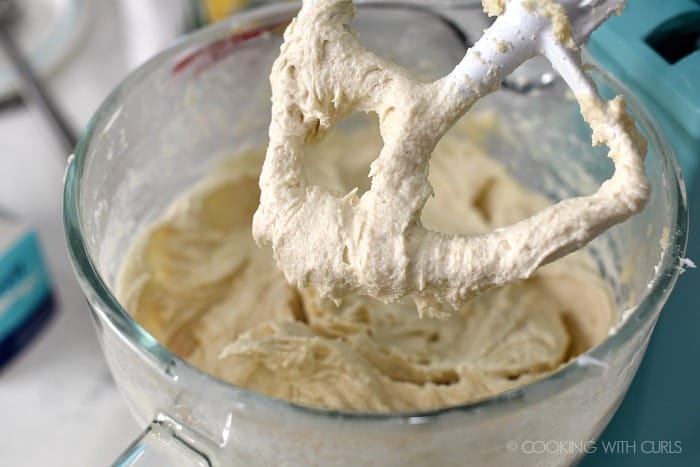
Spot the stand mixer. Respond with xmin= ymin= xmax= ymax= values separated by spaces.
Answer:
xmin=585 ymin=0 xmax=700 ymax=465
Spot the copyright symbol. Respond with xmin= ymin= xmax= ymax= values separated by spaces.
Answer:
xmin=507 ymin=441 xmax=518 ymax=452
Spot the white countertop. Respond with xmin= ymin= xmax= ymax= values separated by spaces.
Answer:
xmin=0 ymin=1 xmax=182 ymax=465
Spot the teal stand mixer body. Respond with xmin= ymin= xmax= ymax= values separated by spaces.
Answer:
xmin=585 ymin=0 xmax=700 ymax=465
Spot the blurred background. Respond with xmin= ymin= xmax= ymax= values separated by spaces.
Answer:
xmin=0 ymin=1 xmax=244 ymax=465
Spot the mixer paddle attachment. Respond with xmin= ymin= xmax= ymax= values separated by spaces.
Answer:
xmin=253 ymin=0 xmax=649 ymax=317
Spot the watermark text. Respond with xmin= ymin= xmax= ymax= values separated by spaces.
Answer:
xmin=506 ymin=440 xmax=683 ymax=455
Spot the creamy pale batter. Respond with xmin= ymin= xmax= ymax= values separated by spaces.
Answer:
xmin=118 ymin=116 xmax=615 ymax=411
xmin=118 ymin=0 xmax=648 ymax=412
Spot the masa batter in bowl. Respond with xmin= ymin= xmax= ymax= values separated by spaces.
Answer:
xmin=118 ymin=114 xmax=615 ymax=411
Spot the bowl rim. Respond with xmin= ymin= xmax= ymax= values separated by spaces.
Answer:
xmin=63 ymin=0 xmax=689 ymax=422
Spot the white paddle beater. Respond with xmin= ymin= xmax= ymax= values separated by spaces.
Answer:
xmin=253 ymin=0 xmax=648 ymax=317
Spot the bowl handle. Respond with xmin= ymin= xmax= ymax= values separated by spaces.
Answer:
xmin=113 ymin=413 xmax=214 ymax=467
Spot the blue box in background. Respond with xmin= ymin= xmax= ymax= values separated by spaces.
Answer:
xmin=0 ymin=215 xmax=55 ymax=367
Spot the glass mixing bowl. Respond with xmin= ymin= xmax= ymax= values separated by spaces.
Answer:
xmin=63 ymin=2 xmax=687 ymax=466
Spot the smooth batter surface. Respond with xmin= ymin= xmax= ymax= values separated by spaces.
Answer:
xmin=118 ymin=116 xmax=615 ymax=411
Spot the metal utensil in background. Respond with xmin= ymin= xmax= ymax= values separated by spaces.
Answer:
xmin=0 ymin=0 xmax=77 ymax=154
